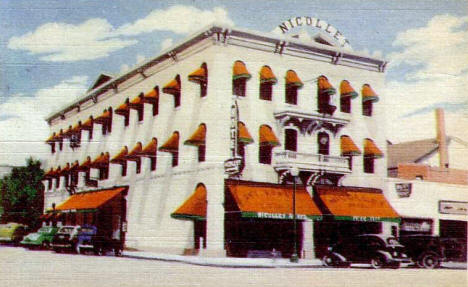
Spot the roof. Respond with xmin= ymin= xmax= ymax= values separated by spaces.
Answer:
xmin=387 ymin=138 xmax=441 ymax=169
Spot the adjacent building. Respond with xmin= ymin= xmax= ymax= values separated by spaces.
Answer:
xmin=42 ymin=23 xmax=398 ymax=259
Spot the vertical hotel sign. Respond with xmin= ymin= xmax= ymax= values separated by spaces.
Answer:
xmin=224 ymin=96 xmax=243 ymax=176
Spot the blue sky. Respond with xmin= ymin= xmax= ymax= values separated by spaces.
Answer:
xmin=0 ymin=0 xmax=467 ymax=165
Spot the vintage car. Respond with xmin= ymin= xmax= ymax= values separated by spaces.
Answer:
xmin=0 ymin=223 xmax=28 ymax=245
xmin=20 ymin=226 xmax=59 ymax=249
xmin=51 ymin=225 xmax=81 ymax=253
xmin=76 ymin=225 xmax=123 ymax=256
xmin=322 ymin=234 xmax=411 ymax=269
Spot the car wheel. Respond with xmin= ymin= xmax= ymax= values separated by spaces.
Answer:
xmin=114 ymin=248 xmax=122 ymax=257
xmin=370 ymin=255 xmax=385 ymax=269
xmin=419 ymin=253 xmax=440 ymax=269
xmin=94 ymin=247 xmax=103 ymax=256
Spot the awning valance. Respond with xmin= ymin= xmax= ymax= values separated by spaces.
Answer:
xmin=364 ymin=139 xmax=384 ymax=158
xmin=159 ymin=132 xmax=179 ymax=153
xmin=285 ymin=70 xmax=303 ymax=88
xmin=129 ymin=94 xmax=143 ymax=109
xmin=110 ymin=146 xmax=128 ymax=164
xmin=81 ymin=117 xmax=93 ymax=130
xmin=341 ymin=135 xmax=361 ymax=156
xmin=163 ymin=77 xmax=180 ymax=95
xmin=143 ymin=87 xmax=159 ymax=103
xmin=55 ymin=186 xmax=127 ymax=212
xmin=315 ymin=185 xmax=400 ymax=222
xmin=127 ymin=142 xmax=142 ymax=160
xmin=233 ymin=61 xmax=251 ymax=80
xmin=94 ymin=109 xmax=111 ymax=124
xmin=259 ymin=66 xmax=277 ymax=84
xmin=171 ymin=184 xmax=207 ymax=220
xmin=188 ymin=66 xmax=207 ymax=83
xmin=227 ymin=181 xmax=322 ymax=220
xmin=259 ymin=125 xmax=280 ymax=146
xmin=362 ymin=84 xmax=379 ymax=103
xmin=340 ymin=80 xmax=358 ymax=99
xmin=184 ymin=124 xmax=206 ymax=146
xmin=238 ymin=122 xmax=254 ymax=144
xmin=141 ymin=138 xmax=157 ymax=157
xmin=78 ymin=156 xmax=92 ymax=171
xmin=317 ymin=75 xmax=336 ymax=96
xmin=90 ymin=152 xmax=109 ymax=168
xmin=115 ymin=100 xmax=130 ymax=116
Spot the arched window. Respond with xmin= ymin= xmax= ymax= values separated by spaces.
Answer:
xmin=232 ymin=61 xmax=251 ymax=97
xmin=284 ymin=129 xmax=298 ymax=152
xmin=259 ymin=66 xmax=277 ymax=101
xmin=317 ymin=132 xmax=330 ymax=155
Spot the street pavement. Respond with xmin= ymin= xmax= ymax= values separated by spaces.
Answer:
xmin=0 ymin=246 xmax=466 ymax=287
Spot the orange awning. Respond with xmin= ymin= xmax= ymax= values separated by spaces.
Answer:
xmin=259 ymin=66 xmax=277 ymax=84
xmin=129 ymin=94 xmax=143 ymax=109
xmin=188 ymin=66 xmax=207 ymax=83
xmin=143 ymin=87 xmax=159 ymax=103
xmin=184 ymin=124 xmax=206 ymax=146
xmin=315 ymin=185 xmax=400 ymax=222
xmin=63 ymin=125 xmax=74 ymax=138
xmin=232 ymin=61 xmax=251 ymax=80
xmin=78 ymin=156 xmax=92 ymax=171
xmin=364 ymin=139 xmax=384 ymax=158
xmin=285 ymin=70 xmax=303 ymax=88
xmin=46 ymin=132 xmax=56 ymax=144
xmin=81 ymin=116 xmax=93 ymax=130
xmin=115 ymin=100 xmax=130 ymax=116
xmin=90 ymin=152 xmax=109 ymax=168
xmin=317 ymin=75 xmax=336 ymax=95
xmin=71 ymin=122 xmax=82 ymax=134
xmin=111 ymin=146 xmax=128 ymax=164
xmin=70 ymin=160 xmax=79 ymax=171
xmin=59 ymin=163 xmax=71 ymax=175
xmin=340 ymin=80 xmax=358 ymax=99
xmin=163 ymin=77 xmax=180 ymax=95
xmin=159 ymin=132 xmax=179 ymax=153
xmin=56 ymin=186 xmax=127 ymax=212
xmin=362 ymin=84 xmax=379 ymax=103
xmin=238 ymin=122 xmax=253 ymax=144
xmin=44 ymin=168 xmax=56 ymax=179
xmin=94 ymin=109 xmax=111 ymax=124
xmin=171 ymin=184 xmax=207 ymax=220
xmin=127 ymin=142 xmax=142 ymax=160
xmin=259 ymin=125 xmax=280 ymax=146
xmin=227 ymin=181 xmax=322 ymax=220
xmin=341 ymin=135 xmax=361 ymax=156
xmin=141 ymin=138 xmax=157 ymax=157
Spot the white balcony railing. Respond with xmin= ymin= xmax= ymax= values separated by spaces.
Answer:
xmin=273 ymin=150 xmax=351 ymax=174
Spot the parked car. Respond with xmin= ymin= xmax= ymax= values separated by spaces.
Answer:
xmin=76 ymin=225 xmax=122 ymax=256
xmin=322 ymin=234 xmax=411 ymax=269
xmin=399 ymin=234 xmax=466 ymax=268
xmin=20 ymin=226 xmax=59 ymax=249
xmin=0 ymin=223 xmax=28 ymax=245
xmin=51 ymin=225 xmax=81 ymax=253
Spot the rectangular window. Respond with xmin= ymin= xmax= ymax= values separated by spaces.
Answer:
xmin=121 ymin=163 xmax=127 ymax=176
xmin=198 ymin=145 xmax=206 ymax=162
xmin=285 ymin=86 xmax=297 ymax=105
xmin=200 ymin=82 xmax=207 ymax=98
xmin=259 ymin=83 xmax=272 ymax=101
xmin=153 ymin=97 xmax=159 ymax=116
xmin=172 ymin=151 xmax=179 ymax=167
xmin=364 ymin=156 xmax=375 ymax=173
xmin=150 ymin=157 xmax=157 ymax=171
xmin=138 ymin=107 xmax=144 ymax=122
xmin=340 ymin=97 xmax=351 ymax=113
xmin=259 ymin=145 xmax=272 ymax=164
xmin=347 ymin=156 xmax=353 ymax=170
xmin=71 ymin=172 xmax=78 ymax=186
xmin=51 ymin=143 xmax=56 ymax=154
xmin=48 ymin=179 xmax=52 ymax=190
xmin=174 ymin=92 xmax=181 ymax=108
xmin=59 ymin=140 xmax=63 ymax=151
xmin=88 ymin=127 xmax=93 ymax=141
xmin=99 ymin=167 xmax=109 ymax=180
xmin=237 ymin=143 xmax=245 ymax=163
xmin=102 ymin=124 xmax=107 ymax=135
xmin=124 ymin=115 xmax=130 ymax=127
xmin=233 ymin=79 xmax=246 ymax=97
xmin=136 ymin=160 xmax=141 ymax=174
xmin=285 ymin=129 xmax=297 ymax=152
xmin=55 ymin=177 xmax=60 ymax=188
xmin=363 ymin=101 xmax=373 ymax=116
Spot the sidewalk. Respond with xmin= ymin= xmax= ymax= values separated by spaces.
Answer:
xmin=122 ymin=251 xmax=323 ymax=268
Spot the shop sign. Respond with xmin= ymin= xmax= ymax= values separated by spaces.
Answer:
xmin=400 ymin=220 xmax=432 ymax=233
xmin=395 ymin=183 xmax=412 ymax=198
xmin=245 ymin=212 xmax=307 ymax=220
xmin=224 ymin=157 xmax=243 ymax=175
xmin=352 ymin=216 xmax=379 ymax=222
xmin=439 ymin=201 xmax=468 ymax=215
xmin=275 ymin=16 xmax=350 ymax=48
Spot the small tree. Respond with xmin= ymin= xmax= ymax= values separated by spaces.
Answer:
xmin=0 ymin=157 xmax=44 ymax=228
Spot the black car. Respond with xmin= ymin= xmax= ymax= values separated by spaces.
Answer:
xmin=51 ymin=225 xmax=81 ymax=253
xmin=322 ymin=234 xmax=411 ymax=269
xmin=76 ymin=225 xmax=122 ymax=256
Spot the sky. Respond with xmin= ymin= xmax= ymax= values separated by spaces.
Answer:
xmin=0 ymin=0 xmax=467 ymax=166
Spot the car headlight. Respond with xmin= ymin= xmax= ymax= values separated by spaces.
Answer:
xmin=327 ymin=247 xmax=332 ymax=251
xmin=393 ymin=251 xmax=398 ymax=257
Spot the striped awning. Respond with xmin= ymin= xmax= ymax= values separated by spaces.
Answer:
xmin=184 ymin=124 xmax=206 ymax=146
xmin=259 ymin=125 xmax=280 ymax=146
xmin=259 ymin=66 xmax=277 ymax=84
xmin=188 ymin=65 xmax=207 ymax=83
xmin=171 ymin=184 xmax=207 ymax=220
xmin=232 ymin=61 xmax=251 ymax=80
xmin=159 ymin=132 xmax=179 ymax=153
xmin=143 ymin=87 xmax=159 ymax=103
xmin=90 ymin=152 xmax=109 ymax=168
xmin=94 ymin=109 xmax=111 ymax=124
xmin=362 ymin=84 xmax=379 ymax=103
xmin=163 ymin=76 xmax=180 ymax=95
xmin=317 ymin=75 xmax=336 ymax=95
xmin=127 ymin=142 xmax=142 ymax=160
xmin=285 ymin=70 xmax=303 ymax=88
xmin=364 ymin=139 xmax=384 ymax=158
xmin=110 ymin=146 xmax=128 ymax=164
xmin=115 ymin=100 xmax=130 ymax=116
xmin=141 ymin=138 xmax=157 ymax=157
xmin=340 ymin=80 xmax=358 ymax=98
xmin=238 ymin=122 xmax=254 ymax=144
xmin=340 ymin=135 xmax=361 ymax=156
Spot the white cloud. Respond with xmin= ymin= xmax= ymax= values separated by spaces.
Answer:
xmin=0 ymin=76 xmax=89 ymax=165
xmin=160 ymin=38 xmax=174 ymax=51
xmin=8 ymin=6 xmax=233 ymax=62
xmin=385 ymin=14 xmax=468 ymax=143
xmin=136 ymin=54 xmax=146 ymax=64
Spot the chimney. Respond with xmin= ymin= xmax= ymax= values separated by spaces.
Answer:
xmin=435 ymin=108 xmax=449 ymax=168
